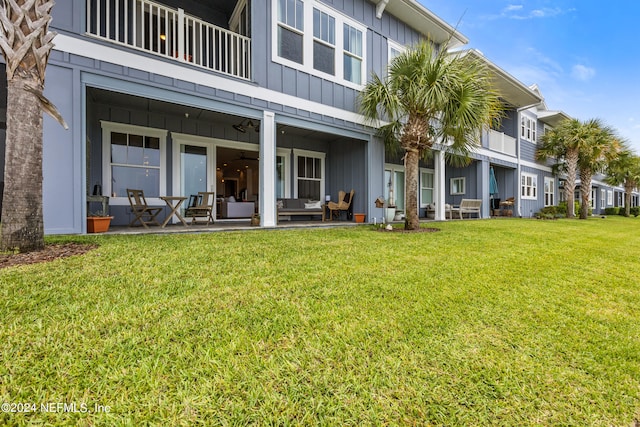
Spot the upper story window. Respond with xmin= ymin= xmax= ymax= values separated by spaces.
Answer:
xmin=313 ymin=8 xmax=335 ymax=74
xmin=388 ymin=40 xmax=405 ymax=67
xmin=272 ymin=0 xmax=367 ymax=90
xmin=277 ymin=0 xmax=304 ymax=64
xmin=521 ymin=115 xmax=537 ymax=142
xmin=343 ymin=24 xmax=362 ymax=84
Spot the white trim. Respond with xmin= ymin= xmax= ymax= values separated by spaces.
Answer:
xmin=101 ymin=121 xmax=167 ymax=206
xmin=271 ymin=0 xmax=367 ymax=91
xmin=54 ymin=34 xmax=367 ymax=125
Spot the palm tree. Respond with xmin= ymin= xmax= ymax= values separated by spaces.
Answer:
xmin=576 ymin=119 xmax=620 ymax=219
xmin=359 ymin=41 xmax=502 ymax=230
xmin=605 ymin=148 xmax=640 ymax=217
xmin=536 ymin=119 xmax=583 ymax=218
xmin=0 ymin=0 xmax=66 ymax=252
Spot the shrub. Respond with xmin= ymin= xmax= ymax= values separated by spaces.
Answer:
xmin=556 ymin=201 xmax=580 ymax=217
xmin=604 ymin=207 xmax=620 ymax=216
xmin=631 ymin=207 xmax=640 ymax=217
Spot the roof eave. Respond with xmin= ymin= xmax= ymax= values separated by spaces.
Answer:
xmin=373 ymin=0 xmax=468 ymax=49
xmin=459 ymin=49 xmax=542 ymax=108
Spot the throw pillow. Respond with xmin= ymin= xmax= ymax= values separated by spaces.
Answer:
xmin=276 ymin=200 xmax=284 ymax=209
xmin=304 ymin=200 xmax=322 ymax=209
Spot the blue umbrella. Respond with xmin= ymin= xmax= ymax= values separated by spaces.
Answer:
xmin=489 ymin=166 xmax=498 ymax=197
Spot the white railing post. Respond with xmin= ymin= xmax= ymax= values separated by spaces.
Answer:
xmin=177 ymin=8 xmax=185 ymax=62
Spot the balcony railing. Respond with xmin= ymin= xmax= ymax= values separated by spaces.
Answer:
xmin=86 ymin=0 xmax=251 ymax=80
xmin=486 ymin=129 xmax=516 ymax=156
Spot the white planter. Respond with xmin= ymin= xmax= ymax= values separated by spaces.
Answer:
xmin=385 ymin=207 xmax=396 ymax=223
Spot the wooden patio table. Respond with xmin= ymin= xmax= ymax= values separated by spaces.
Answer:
xmin=160 ymin=196 xmax=189 ymax=227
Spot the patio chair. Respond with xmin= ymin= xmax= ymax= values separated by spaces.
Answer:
xmin=328 ymin=189 xmax=354 ymax=220
xmin=126 ymin=188 xmax=162 ymax=228
xmin=185 ymin=191 xmax=215 ymax=225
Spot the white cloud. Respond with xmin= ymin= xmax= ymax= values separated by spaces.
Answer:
xmin=571 ymin=64 xmax=596 ymax=82
xmin=504 ymin=5 xmax=523 ymax=12
xmin=491 ymin=5 xmax=575 ymax=20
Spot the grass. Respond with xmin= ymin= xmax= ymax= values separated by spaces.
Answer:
xmin=0 ymin=216 xmax=639 ymax=426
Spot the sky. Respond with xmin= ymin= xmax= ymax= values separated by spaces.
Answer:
xmin=419 ymin=0 xmax=640 ymax=153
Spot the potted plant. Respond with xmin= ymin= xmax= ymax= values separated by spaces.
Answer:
xmin=87 ymin=210 xmax=113 ymax=233
xmin=250 ymin=213 xmax=260 ymax=226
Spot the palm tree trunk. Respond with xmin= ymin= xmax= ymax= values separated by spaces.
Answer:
xmin=579 ymin=168 xmax=592 ymax=220
xmin=624 ymin=182 xmax=633 ymax=217
xmin=404 ymin=149 xmax=420 ymax=230
xmin=0 ymin=0 xmax=57 ymax=252
xmin=1 ymin=79 xmax=44 ymax=251
xmin=564 ymin=148 xmax=578 ymax=218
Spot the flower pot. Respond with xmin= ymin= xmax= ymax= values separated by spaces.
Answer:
xmin=354 ymin=213 xmax=366 ymax=223
xmin=385 ymin=207 xmax=396 ymax=223
xmin=87 ymin=216 xmax=112 ymax=233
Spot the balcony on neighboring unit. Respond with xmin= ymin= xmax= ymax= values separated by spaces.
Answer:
xmin=86 ymin=0 xmax=252 ymax=80
xmin=485 ymin=129 xmax=516 ymax=157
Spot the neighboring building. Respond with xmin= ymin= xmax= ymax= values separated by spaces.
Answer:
xmin=0 ymin=0 xmax=636 ymax=233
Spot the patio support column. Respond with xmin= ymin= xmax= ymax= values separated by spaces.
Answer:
xmin=434 ymin=149 xmax=446 ymax=221
xmin=260 ymin=111 xmax=277 ymax=227
xmin=480 ymin=160 xmax=490 ymax=218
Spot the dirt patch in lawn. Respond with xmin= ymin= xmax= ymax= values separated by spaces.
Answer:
xmin=376 ymin=227 xmax=440 ymax=233
xmin=0 ymin=243 xmax=98 ymax=269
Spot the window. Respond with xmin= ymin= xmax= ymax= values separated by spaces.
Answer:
xmin=313 ymin=8 xmax=335 ymax=74
xmin=521 ymin=172 xmax=537 ymax=200
xmin=607 ymin=190 xmax=613 ymax=206
xmin=450 ymin=177 xmax=465 ymax=195
xmin=101 ymin=122 xmax=167 ymax=202
xmin=421 ymin=170 xmax=434 ymax=206
xmin=544 ymin=177 xmax=554 ymax=206
xmin=520 ymin=115 xmax=537 ymax=142
xmin=294 ymin=149 xmax=325 ymax=200
xmin=343 ymin=23 xmax=362 ymax=84
xmin=590 ymin=188 xmax=596 ymax=209
xmin=388 ymin=40 xmax=404 ymax=66
xmin=277 ymin=0 xmax=304 ymax=64
xmin=601 ymin=189 xmax=606 ymax=209
xmin=272 ymin=0 xmax=366 ymax=89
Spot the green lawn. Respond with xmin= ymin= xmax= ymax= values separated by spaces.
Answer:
xmin=1 ymin=217 xmax=639 ymax=426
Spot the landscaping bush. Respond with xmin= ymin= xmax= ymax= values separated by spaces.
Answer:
xmin=604 ymin=207 xmax=620 ymax=215
xmin=631 ymin=206 xmax=640 ymax=217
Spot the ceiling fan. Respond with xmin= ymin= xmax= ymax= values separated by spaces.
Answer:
xmin=237 ymin=152 xmax=259 ymax=161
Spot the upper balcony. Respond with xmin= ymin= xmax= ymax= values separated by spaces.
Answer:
xmin=86 ymin=0 xmax=251 ymax=80
xmin=485 ymin=129 xmax=516 ymax=157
